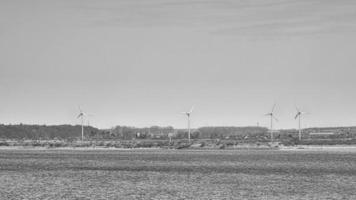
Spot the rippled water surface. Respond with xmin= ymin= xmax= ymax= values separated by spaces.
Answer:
xmin=0 ymin=149 xmax=355 ymax=199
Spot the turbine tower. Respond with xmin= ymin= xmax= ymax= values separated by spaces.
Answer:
xmin=265 ymin=103 xmax=278 ymax=143
xmin=295 ymin=106 xmax=307 ymax=141
xmin=77 ymin=106 xmax=86 ymax=141
xmin=182 ymin=106 xmax=194 ymax=143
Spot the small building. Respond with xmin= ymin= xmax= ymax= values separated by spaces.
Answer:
xmin=309 ymin=132 xmax=334 ymax=135
xmin=309 ymin=132 xmax=335 ymax=139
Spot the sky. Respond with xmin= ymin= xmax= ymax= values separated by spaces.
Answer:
xmin=1 ymin=0 xmax=356 ymax=129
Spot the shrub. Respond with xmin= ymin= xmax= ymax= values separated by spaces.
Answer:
xmin=175 ymin=142 xmax=191 ymax=149
xmin=200 ymin=142 xmax=206 ymax=147
xmin=0 ymin=141 xmax=9 ymax=146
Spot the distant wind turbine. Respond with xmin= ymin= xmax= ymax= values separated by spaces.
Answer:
xmin=265 ymin=103 xmax=278 ymax=143
xmin=295 ymin=106 xmax=308 ymax=141
xmin=182 ymin=106 xmax=194 ymax=143
xmin=77 ymin=106 xmax=91 ymax=141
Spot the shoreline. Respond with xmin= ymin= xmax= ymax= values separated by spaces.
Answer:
xmin=279 ymin=145 xmax=356 ymax=152
xmin=1 ymin=145 xmax=356 ymax=152
xmin=0 ymin=146 xmax=163 ymax=151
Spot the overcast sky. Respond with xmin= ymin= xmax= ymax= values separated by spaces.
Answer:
xmin=1 ymin=0 xmax=356 ymax=129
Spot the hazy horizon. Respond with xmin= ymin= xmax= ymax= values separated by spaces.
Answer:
xmin=1 ymin=0 xmax=356 ymax=129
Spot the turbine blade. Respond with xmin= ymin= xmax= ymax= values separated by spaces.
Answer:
xmin=271 ymin=103 xmax=276 ymax=113
xmin=189 ymin=106 xmax=194 ymax=113
xmin=295 ymin=113 xmax=299 ymax=119
xmin=295 ymin=105 xmax=300 ymax=112
xmin=273 ymin=115 xmax=278 ymax=122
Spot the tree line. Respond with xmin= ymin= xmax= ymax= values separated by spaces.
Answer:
xmin=0 ymin=124 xmax=268 ymax=140
xmin=0 ymin=124 xmax=99 ymax=140
xmin=1 ymin=124 xmax=355 ymax=141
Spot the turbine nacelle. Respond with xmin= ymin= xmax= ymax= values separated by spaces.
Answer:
xmin=77 ymin=106 xmax=86 ymax=119
xmin=77 ymin=112 xmax=85 ymax=119
xmin=265 ymin=103 xmax=278 ymax=121
xmin=294 ymin=106 xmax=308 ymax=119
xmin=183 ymin=112 xmax=191 ymax=117
xmin=182 ymin=106 xmax=194 ymax=117
xmin=77 ymin=106 xmax=93 ymax=119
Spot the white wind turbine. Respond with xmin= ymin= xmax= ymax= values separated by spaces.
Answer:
xmin=265 ymin=103 xmax=278 ymax=143
xmin=182 ymin=106 xmax=194 ymax=143
xmin=294 ymin=106 xmax=308 ymax=141
xmin=77 ymin=106 xmax=89 ymax=141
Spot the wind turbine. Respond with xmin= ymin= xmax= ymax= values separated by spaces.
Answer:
xmin=295 ymin=106 xmax=307 ymax=141
xmin=77 ymin=106 xmax=87 ymax=141
xmin=265 ymin=103 xmax=278 ymax=143
xmin=182 ymin=106 xmax=194 ymax=143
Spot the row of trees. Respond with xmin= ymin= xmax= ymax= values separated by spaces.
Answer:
xmin=98 ymin=126 xmax=270 ymax=140
xmin=279 ymin=127 xmax=356 ymax=139
xmin=0 ymin=124 xmax=99 ymax=140
xmin=1 ymin=124 xmax=356 ymax=141
xmin=0 ymin=124 xmax=268 ymax=140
